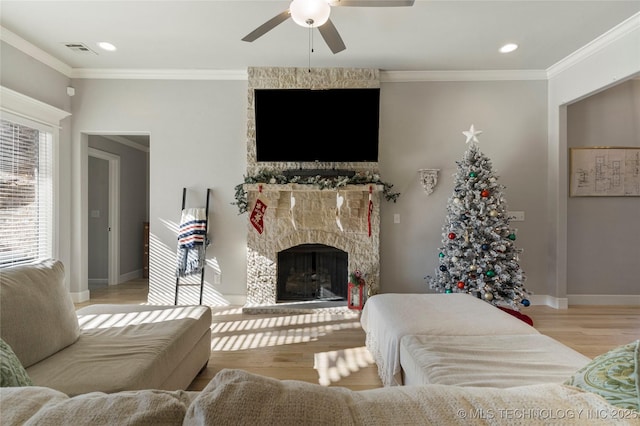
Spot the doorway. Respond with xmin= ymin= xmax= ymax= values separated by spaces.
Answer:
xmin=87 ymin=135 xmax=149 ymax=291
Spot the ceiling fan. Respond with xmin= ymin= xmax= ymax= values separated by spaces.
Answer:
xmin=241 ymin=0 xmax=415 ymax=54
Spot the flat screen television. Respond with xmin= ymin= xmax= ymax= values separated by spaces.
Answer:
xmin=254 ymin=88 xmax=380 ymax=162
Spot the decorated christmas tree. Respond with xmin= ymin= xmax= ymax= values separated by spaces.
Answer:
xmin=429 ymin=125 xmax=531 ymax=310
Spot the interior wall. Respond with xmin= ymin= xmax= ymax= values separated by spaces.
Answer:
xmin=566 ymin=79 xmax=640 ymax=296
xmin=547 ymin=17 xmax=640 ymax=306
xmin=68 ymin=76 xmax=550 ymax=305
xmin=378 ymin=80 xmax=549 ymax=296
xmin=70 ymin=79 xmax=249 ymax=305
xmin=87 ymin=156 xmax=109 ymax=282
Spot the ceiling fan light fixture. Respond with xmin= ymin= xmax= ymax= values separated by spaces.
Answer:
xmin=290 ymin=0 xmax=331 ymax=28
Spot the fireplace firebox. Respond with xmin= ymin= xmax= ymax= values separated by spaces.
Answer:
xmin=277 ymin=244 xmax=348 ymax=302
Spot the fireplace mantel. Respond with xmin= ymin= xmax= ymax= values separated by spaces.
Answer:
xmin=244 ymin=183 xmax=384 ymax=193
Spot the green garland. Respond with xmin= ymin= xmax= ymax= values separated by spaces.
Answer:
xmin=233 ymin=170 xmax=400 ymax=214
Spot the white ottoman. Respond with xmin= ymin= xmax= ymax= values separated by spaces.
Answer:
xmin=400 ymin=334 xmax=591 ymax=387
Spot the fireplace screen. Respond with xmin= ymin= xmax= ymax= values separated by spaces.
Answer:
xmin=277 ymin=244 xmax=348 ymax=302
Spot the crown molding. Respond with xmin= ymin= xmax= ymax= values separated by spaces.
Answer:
xmin=546 ymin=11 xmax=640 ymax=79
xmin=70 ymin=68 xmax=248 ymax=80
xmin=380 ymin=69 xmax=547 ymax=82
xmin=0 ymin=26 xmax=72 ymax=77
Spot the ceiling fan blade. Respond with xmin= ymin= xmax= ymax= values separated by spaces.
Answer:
xmin=318 ymin=19 xmax=346 ymax=54
xmin=242 ymin=10 xmax=291 ymax=42
xmin=329 ymin=0 xmax=414 ymax=6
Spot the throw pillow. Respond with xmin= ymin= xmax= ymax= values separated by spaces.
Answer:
xmin=564 ymin=339 xmax=639 ymax=411
xmin=0 ymin=259 xmax=80 ymax=368
xmin=0 ymin=338 xmax=33 ymax=387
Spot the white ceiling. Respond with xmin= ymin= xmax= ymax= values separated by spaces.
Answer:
xmin=1 ymin=1 xmax=639 ymax=75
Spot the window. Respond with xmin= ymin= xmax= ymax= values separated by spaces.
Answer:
xmin=0 ymin=86 xmax=69 ymax=268
xmin=0 ymin=118 xmax=53 ymax=266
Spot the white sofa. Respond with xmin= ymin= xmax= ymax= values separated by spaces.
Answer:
xmin=0 ymin=259 xmax=211 ymax=396
xmin=3 ymin=368 xmax=637 ymax=425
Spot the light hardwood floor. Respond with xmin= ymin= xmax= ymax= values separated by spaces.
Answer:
xmin=76 ymin=279 xmax=640 ymax=391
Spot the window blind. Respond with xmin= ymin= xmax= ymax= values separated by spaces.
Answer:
xmin=0 ymin=119 xmax=53 ymax=267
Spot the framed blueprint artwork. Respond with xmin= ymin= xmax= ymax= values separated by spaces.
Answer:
xmin=570 ymin=147 xmax=640 ymax=196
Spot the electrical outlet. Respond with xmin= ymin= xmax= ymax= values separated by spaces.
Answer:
xmin=508 ymin=211 xmax=525 ymax=221
xmin=393 ymin=214 xmax=400 ymax=224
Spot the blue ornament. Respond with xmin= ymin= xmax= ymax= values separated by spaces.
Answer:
xmin=521 ymin=299 xmax=530 ymax=307
xmin=439 ymin=265 xmax=447 ymax=272
xmin=481 ymin=244 xmax=490 ymax=250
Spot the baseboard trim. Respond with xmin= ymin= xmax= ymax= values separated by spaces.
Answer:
xmin=119 ymin=269 xmax=142 ymax=284
xmin=529 ymin=294 xmax=640 ymax=308
xmin=567 ymin=294 xmax=640 ymax=306
xmin=147 ymin=291 xmax=247 ymax=307
xmin=88 ymin=278 xmax=107 ymax=285
xmin=529 ymin=295 xmax=568 ymax=309
xmin=70 ymin=290 xmax=90 ymax=303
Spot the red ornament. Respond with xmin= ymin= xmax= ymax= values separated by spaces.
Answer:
xmin=457 ymin=281 xmax=465 ymax=289
xmin=481 ymin=190 xmax=490 ymax=198
xmin=448 ymin=232 xmax=456 ymax=240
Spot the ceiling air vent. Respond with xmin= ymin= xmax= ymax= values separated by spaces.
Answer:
xmin=62 ymin=42 xmax=97 ymax=55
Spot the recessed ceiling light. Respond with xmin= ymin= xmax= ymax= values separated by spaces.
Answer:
xmin=97 ymin=42 xmax=117 ymax=52
xmin=499 ymin=43 xmax=518 ymax=53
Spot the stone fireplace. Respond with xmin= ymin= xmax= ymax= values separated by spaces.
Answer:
xmin=243 ymin=67 xmax=381 ymax=310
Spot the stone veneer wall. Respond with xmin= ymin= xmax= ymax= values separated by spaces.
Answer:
xmin=244 ymin=67 xmax=381 ymax=307
xmin=246 ymin=67 xmax=380 ymax=176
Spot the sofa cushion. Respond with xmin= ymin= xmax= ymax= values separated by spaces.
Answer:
xmin=565 ymin=339 xmax=639 ymax=411
xmin=184 ymin=368 xmax=354 ymax=425
xmin=0 ymin=338 xmax=33 ymax=387
xmin=400 ymin=334 xmax=591 ymax=387
xmin=184 ymin=369 xmax=635 ymax=426
xmin=27 ymin=304 xmax=211 ymax=396
xmin=0 ymin=259 xmax=80 ymax=368
xmin=0 ymin=386 xmax=192 ymax=426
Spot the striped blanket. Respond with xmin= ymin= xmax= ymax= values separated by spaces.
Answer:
xmin=177 ymin=208 xmax=209 ymax=277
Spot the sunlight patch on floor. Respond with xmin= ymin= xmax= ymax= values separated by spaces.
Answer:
xmin=314 ymin=346 xmax=375 ymax=386
xmin=210 ymin=320 xmax=363 ymax=351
